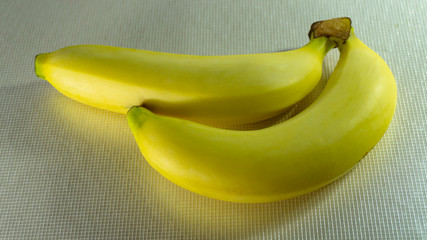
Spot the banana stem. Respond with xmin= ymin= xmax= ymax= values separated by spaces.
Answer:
xmin=309 ymin=17 xmax=352 ymax=47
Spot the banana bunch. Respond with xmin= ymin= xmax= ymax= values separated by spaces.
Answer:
xmin=36 ymin=18 xmax=397 ymax=203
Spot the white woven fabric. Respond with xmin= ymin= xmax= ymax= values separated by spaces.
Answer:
xmin=1 ymin=0 xmax=426 ymax=239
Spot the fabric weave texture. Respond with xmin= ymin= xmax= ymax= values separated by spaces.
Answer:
xmin=0 ymin=0 xmax=426 ymax=239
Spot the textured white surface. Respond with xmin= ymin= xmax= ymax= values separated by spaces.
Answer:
xmin=1 ymin=0 xmax=426 ymax=239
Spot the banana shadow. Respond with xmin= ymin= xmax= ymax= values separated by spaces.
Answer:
xmin=2 ymin=65 xmax=356 ymax=239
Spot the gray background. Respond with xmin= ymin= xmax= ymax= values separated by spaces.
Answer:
xmin=1 ymin=0 xmax=426 ymax=239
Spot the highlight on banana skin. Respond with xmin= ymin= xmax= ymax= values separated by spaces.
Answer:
xmin=35 ymin=17 xmax=397 ymax=203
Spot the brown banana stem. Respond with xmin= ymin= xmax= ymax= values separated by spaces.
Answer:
xmin=309 ymin=17 xmax=352 ymax=45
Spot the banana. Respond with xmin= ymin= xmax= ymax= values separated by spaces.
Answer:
xmin=126 ymin=28 xmax=397 ymax=203
xmin=35 ymin=18 xmax=350 ymax=125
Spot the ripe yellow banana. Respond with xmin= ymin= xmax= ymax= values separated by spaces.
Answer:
xmin=35 ymin=18 xmax=350 ymax=125
xmin=127 ymin=28 xmax=397 ymax=203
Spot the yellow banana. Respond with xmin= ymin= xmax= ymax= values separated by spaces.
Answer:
xmin=35 ymin=18 xmax=350 ymax=125
xmin=127 ymin=28 xmax=397 ymax=203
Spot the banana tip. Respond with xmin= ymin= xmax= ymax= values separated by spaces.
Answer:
xmin=127 ymin=106 xmax=151 ymax=130
xmin=34 ymin=54 xmax=46 ymax=80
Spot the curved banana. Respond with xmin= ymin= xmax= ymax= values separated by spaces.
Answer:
xmin=35 ymin=18 xmax=350 ymax=125
xmin=127 ymin=28 xmax=397 ymax=203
